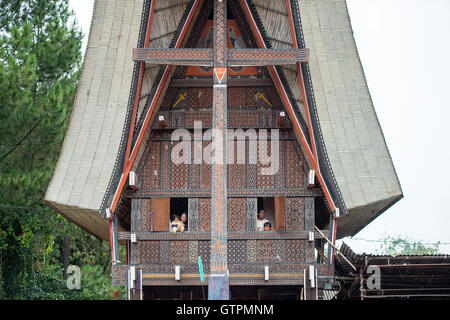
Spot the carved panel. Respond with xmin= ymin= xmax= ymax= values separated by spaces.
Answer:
xmin=285 ymin=240 xmax=305 ymax=263
xmin=140 ymin=241 xmax=159 ymax=264
xmin=141 ymin=199 xmax=152 ymax=231
xmin=304 ymin=197 xmax=315 ymax=230
xmin=256 ymin=137 xmax=277 ymax=188
xmin=274 ymin=240 xmax=286 ymax=263
xmin=141 ymin=141 xmax=161 ymax=190
xmin=228 ymin=240 xmax=246 ymax=264
xmin=246 ymin=198 xmax=257 ymax=231
xmin=229 ymin=111 xmax=259 ymax=128
xmin=170 ymin=141 xmax=189 ymax=190
xmin=227 ymin=198 xmax=246 ymax=231
xmin=189 ymin=241 xmax=199 ymax=263
xmin=227 ymin=139 xmax=246 ymax=189
xmin=185 ymin=111 xmax=212 ymax=128
xmin=247 ymin=240 xmax=257 ymax=263
xmin=285 ymin=197 xmax=305 ymax=231
xmin=199 ymin=140 xmax=211 ymax=189
xmin=160 ymin=240 xmax=170 ymax=264
xmin=170 ymin=241 xmax=188 ymax=264
xmin=198 ymin=240 xmax=210 ymax=265
xmin=285 ymin=140 xmax=304 ymax=189
xmin=199 ymin=198 xmax=211 ymax=232
xmin=257 ymin=240 xmax=275 ymax=263
xmin=188 ymin=198 xmax=199 ymax=231
xmin=131 ymin=198 xmax=142 ymax=232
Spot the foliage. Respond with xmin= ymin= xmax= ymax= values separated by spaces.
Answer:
xmin=0 ymin=0 xmax=125 ymax=300
xmin=377 ymin=235 xmax=441 ymax=256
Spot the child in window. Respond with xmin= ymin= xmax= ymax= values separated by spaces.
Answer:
xmin=263 ymin=222 xmax=272 ymax=231
xmin=170 ymin=215 xmax=184 ymax=233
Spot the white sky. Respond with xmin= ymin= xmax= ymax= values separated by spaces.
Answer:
xmin=68 ymin=0 xmax=450 ymax=254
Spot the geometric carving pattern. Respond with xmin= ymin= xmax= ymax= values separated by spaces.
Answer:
xmin=189 ymin=241 xmax=199 ymax=263
xmin=142 ymin=141 xmax=161 ymax=190
xmin=198 ymin=198 xmax=211 ymax=232
xmin=228 ymin=240 xmax=246 ymax=264
xmin=285 ymin=197 xmax=305 ymax=231
xmin=256 ymin=138 xmax=276 ymax=188
xmin=188 ymin=198 xmax=200 ymax=231
xmin=285 ymin=240 xmax=305 ymax=263
xmin=227 ymin=140 xmax=246 ymax=189
xmin=285 ymin=140 xmax=304 ymax=188
xmin=141 ymin=199 xmax=152 ymax=231
xmin=246 ymin=198 xmax=257 ymax=231
xmin=170 ymin=241 xmax=188 ymax=264
xmin=130 ymin=242 xmax=140 ymax=265
xmin=229 ymin=111 xmax=259 ymax=128
xmin=159 ymin=240 xmax=170 ymax=264
xmin=198 ymin=240 xmax=210 ymax=265
xmin=247 ymin=240 xmax=257 ymax=263
xmin=140 ymin=241 xmax=159 ymax=264
xmin=227 ymin=198 xmax=246 ymax=231
xmin=274 ymin=240 xmax=286 ymax=263
xmin=199 ymin=140 xmax=211 ymax=189
xmin=228 ymin=87 xmax=257 ymax=107
xmin=131 ymin=198 xmax=142 ymax=232
xmin=304 ymin=197 xmax=314 ymax=231
xmin=257 ymin=240 xmax=275 ymax=263
xmin=170 ymin=142 xmax=190 ymax=189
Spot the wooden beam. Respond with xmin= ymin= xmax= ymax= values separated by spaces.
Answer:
xmin=228 ymin=48 xmax=309 ymax=66
xmin=208 ymin=0 xmax=229 ymax=301
xmin=133 ymin=48 xmax=309 ymax=66
xmin=133 ymin=48 xmax=213 ymax=66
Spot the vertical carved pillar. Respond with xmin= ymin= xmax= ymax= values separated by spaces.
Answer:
xmin=304 ymin=197 xmax=314 ymax=230
xmin=188 ymin=198 xmax=199 ymax=231
xmin=130 ymin=198 xmax=142 ymax=265
xmin=246 ymin=198 xmax=257 ymax=231
xmin=304 ymin=197 xmax=315 ymax=264
xmin=209 ymin=0 xmax=229 ymax=300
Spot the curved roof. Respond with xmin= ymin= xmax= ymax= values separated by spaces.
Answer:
xmin=45 ymin=0 xmax=402 ymax=240
xmin=253 ymin=0 xmax=402 ymax=236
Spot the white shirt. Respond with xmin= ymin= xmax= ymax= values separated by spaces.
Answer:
xmin=256 ymin=218 xmax=269 ymax=231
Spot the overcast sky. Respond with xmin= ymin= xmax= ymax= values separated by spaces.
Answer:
xmin=68 ymin=0 xmax=450 ymax=254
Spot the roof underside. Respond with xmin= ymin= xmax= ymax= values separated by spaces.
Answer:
xmin=45 ymin=0 xmax=402 ymax=240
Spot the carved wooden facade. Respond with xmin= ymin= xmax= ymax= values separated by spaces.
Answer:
xmin=109 ymin=0 xmax=337 ymax=300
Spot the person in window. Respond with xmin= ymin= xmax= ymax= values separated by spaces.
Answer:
xmin=256 ymin=209 xmax=270 ymax=231
xmin=263 ymin=222 xmax=272 ymax=231
xmin=170 ymin=214 xmax=184 ymax=233
xmin=180 ymin=212 xmax=188 ymax=232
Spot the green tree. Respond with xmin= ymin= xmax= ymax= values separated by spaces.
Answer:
xmin=378 ymin=235 xmax=441 ymax=256
xmin=0 ymin=0 xmax=125 ymax=299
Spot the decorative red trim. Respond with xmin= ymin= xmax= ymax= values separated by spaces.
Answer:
xmin=239 ymin=0 xmax=336 ymax=211
xmin=124 ymin=0 xmax=156 ymax=169
xmin=109 ymin=219 xmax=114 ymax=262
xmin=110 ymin=0 xmax=202 ymax=214
xmin=285 ymin=0 xmax=318 ymax=161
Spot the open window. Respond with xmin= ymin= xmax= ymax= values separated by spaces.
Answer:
xmin=151 ymin=197 xmax=189 ymax=232
xmin=170 ymin=197 xmax=189 ymax=231
xmin=256 ymin=197 xmax=285 ymax=231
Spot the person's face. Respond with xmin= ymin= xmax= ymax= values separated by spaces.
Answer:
xmin=258 ymin=210 xmax=264 ymax=219
xmin=264 ymin=225 xmax=270 ymax=231
xmin=180 ymin=213 xmax=187 ymax=223
xmin=174 ymin=217 xmax=179 ymax=222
